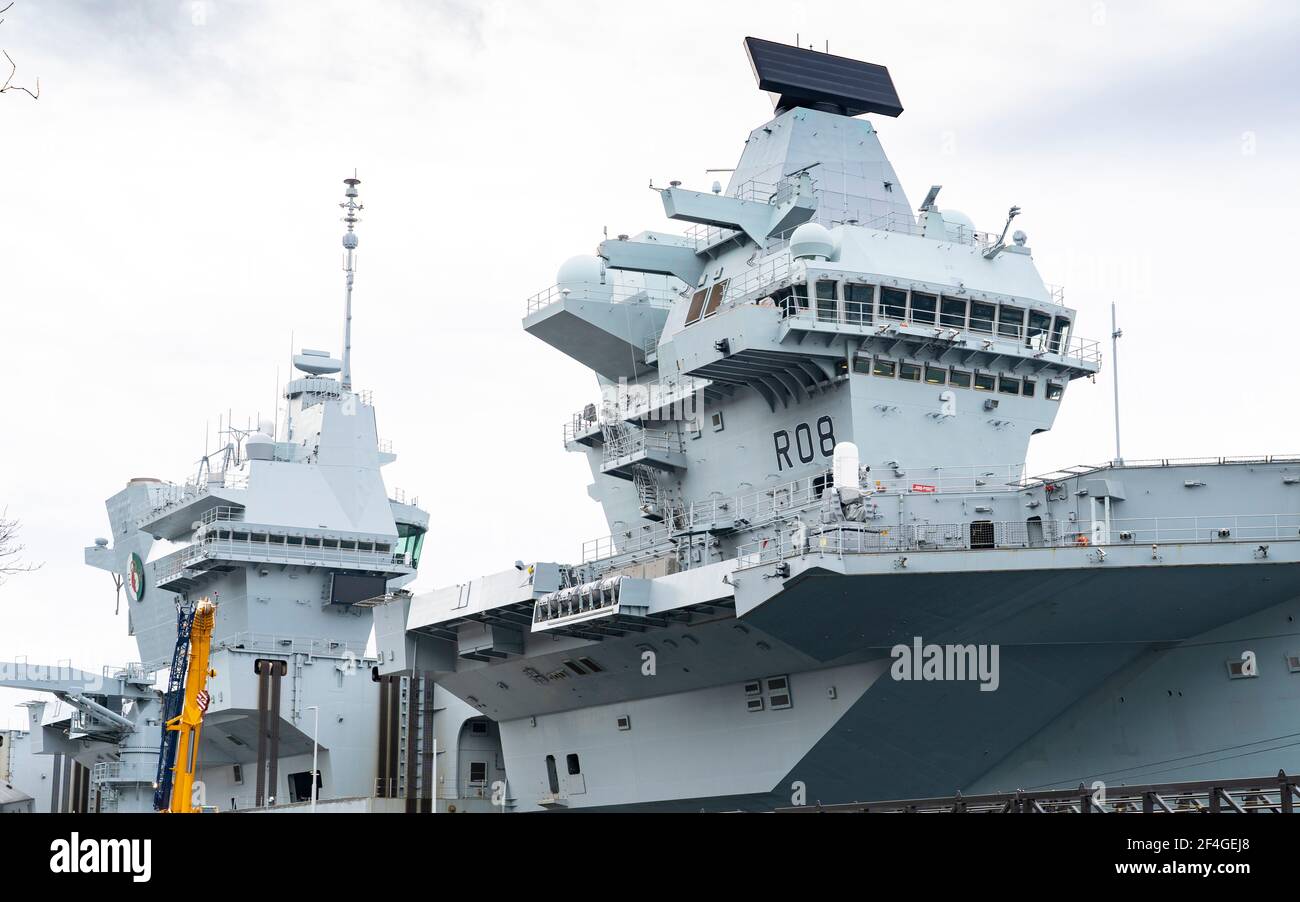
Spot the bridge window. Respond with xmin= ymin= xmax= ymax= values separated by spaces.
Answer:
xmin=872 ymin=358 xmax=896 ymax=378
xmin=910 ymin=292 xmax=937 ymax=325
xmin=1046 ymin=382 xmax=1064 ymax=401
xmin=998 ymin=305 xmax=1025 ymax=340
xmin=880 ymin=287 xmax=907 ymax=320
xmin=998 ymin=376 xmax=1021 ymax=395
xmin=815 ymin=280 xmax=838 ymax=322
xmin=702 ymin=279 xmax=730 ymax=318
xmin=1022 ymin=379 xmax=1037 ymax=398
xmin=974 ymin=372 xmax=996 ymax=391
xmin=1027 ymin=311 xmax=1052 ymax=349
xmin=899 ymin=362 xmax=921 ymax=382
xmin=924 ymin=365 xmax=947 ymax=385
xmin=940 ymin=297 xmax=967 ymax=329
xmin=970 ymin=301 xmax=995 ymax=334
xmin=685 ymin=289 xmax=708 ymax=325
xmin=792 ymin=283 xmax=810 ymax=312
xmin=845 ymin=283 xmax=874 ymax=325
xmin=949 ymin=368 xmax=971 ymax=389
xmin=1049 ymin=316 xmax=1071 ymax=353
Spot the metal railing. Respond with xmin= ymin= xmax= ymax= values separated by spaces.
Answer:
xmin=1100 ymin=514 xmax=1300 ymax=545
xmin=153 ymin=534 xmax=412 ymax=587
xmin=775 ymin=772 xmax=1300 ymax=814
xmin=215 ymin=632 xmax=370 ymax=660
xmin=601 ymin=428 xmax=683 ymax=464
xmin=582 ymin=521 xmax=678 ymax=564
xmin=140 ymin=472 xmax=250 ymax=526
xmin=526 ymin=282 xmax=681 ymax=315
xmin=91 ymin=762 xmax=124 ymax=783
xmin=197 ymin=505 xmax=246 ymax=530
xmin=736 ymin=513 xmax=1300 ymax=569
xmin=790 ymin=305 xmax=1102 ymax=367
xmin=849 ymin=209 xmax=1002 ymax=251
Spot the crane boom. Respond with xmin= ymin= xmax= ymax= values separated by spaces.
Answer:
xmin=164 ymin=598 xmax=217 ymax=813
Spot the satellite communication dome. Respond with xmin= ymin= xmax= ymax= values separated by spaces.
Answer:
xmin=940 ymin=209 xmax=975 ymax=241
xmin=789 ymin=222 xmax=835 ymax=261
xmin=556 ymin=255 xmax=611 ymax=301
xmin=245 ymin=432 xmax=276 ymax=461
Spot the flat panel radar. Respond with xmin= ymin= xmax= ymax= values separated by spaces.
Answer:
xmin=744 ymin=36 xmax=903 ymax=118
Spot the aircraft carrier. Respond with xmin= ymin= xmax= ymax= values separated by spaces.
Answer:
xmin=4 ymin=37 xmax=1299 ymax=813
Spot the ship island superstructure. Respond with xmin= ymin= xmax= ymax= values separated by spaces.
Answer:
xmin=376 ymin=38 xmax=1300 ymax=811
xmin=1 ymin=178 xmax=500 ymax=813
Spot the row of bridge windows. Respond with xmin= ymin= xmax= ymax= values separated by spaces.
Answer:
xmin=768 ymin=279 xmax=1073 ymax=353
xmin=853 ymin=356 xmax=1065 ymax=400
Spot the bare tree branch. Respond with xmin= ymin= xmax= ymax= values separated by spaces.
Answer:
xmin=1 ymin=1 xmax=40 ymax=101
xmin=0 ymin=507 xmax=41 ymax=583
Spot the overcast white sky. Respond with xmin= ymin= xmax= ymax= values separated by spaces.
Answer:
xmin=2 ymin=0 xmax=1299 ymax=725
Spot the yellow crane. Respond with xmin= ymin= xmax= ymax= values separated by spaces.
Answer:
xmin=164 ymin=597 xmax=217 ymax=813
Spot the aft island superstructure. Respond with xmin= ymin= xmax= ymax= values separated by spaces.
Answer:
xmin=377 ymin=37 xmax=1300 ymax=811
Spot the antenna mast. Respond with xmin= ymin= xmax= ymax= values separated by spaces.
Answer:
xmin=340 ymin=174 xmax=363 ymax=392
xmin=1111 ymin=301 xmax=1124 ymax=465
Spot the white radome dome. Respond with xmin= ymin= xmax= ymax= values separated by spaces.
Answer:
xmin=940 ymin=209 xmax=976 ymax=241
xmin=245 ymin=432 xmax=276 ymax=461
xmin=555 ymin=255 xmax=611 ymax=301
xmin=789 ymin=222 xmax=835 ymax=261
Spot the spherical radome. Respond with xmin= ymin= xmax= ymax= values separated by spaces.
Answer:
xmin=789 ymin=222 xmax=835 ymax=260
xmin=556 ymin=254 xmax=605 ymax=287
xmin=940 ymin=209 xmax=975 ymax=241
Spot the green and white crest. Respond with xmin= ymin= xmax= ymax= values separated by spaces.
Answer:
xmin=127 ymin=552 xmax=146 ymax=603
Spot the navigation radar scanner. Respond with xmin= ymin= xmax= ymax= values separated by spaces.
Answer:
xmin=293 ymin=348 xmax=343 ymax=376
xmin=745 ymin=36 xmax=903 ymax=117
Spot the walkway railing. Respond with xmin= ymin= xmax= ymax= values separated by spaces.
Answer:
xmin=736 ymin=513 xmax=1300 ymax=570
xmin=526 ymin=282 xmax=680 ymax=315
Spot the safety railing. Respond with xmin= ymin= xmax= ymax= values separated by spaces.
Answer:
xmin=736 ymin=513 xmax=1300 ymax=570
xmin=214 ymin=632 xmax=370 ymax=660
xmin=791 ymin=304 xmax=1102 ymax=367
xmin=196 ymin=505 xmax=246 ymax=530
xmin=152 ymin=534 xmax=412 ymax=587
xmin=526 ymin=282 xmax=681 ymax=315
xmin=581 ymin=521 xmax=677 ymax=564
xmin=1100 ymin=514 xmax=1300 ymax=545
xmin=686 ymin=221 xmax=742 ymax=252
xmin=91 ymin=762 xmax=124 ymax=782
xmin=852 ymin=209 xmax=1002 ymax=251
xmin=775 ymin=772 xmax=1300 ymax=814
xmin=601 ymin=428 xmax=683 ymax=464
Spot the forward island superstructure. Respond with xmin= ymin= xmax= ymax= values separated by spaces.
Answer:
xmin=2 ymin=178 xmax=496 ymax=813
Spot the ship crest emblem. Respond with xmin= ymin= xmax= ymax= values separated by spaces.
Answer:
xmin=127 ymin=552 xmax=146 ymax=603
